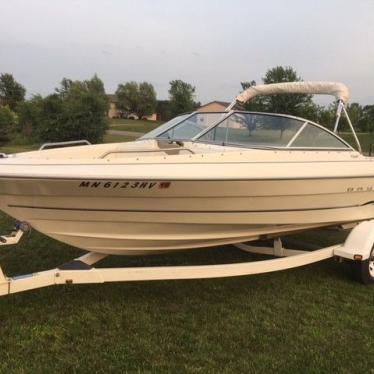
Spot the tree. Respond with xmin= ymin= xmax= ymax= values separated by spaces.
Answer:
xmin=363 ymin=105 xmax=374 ymax=133
xmin=335 ymin=102 xmax=368 ymax=132
xmin=346 ymin=103 xmax=369 ymax=132
xmin=156 ymin=100 xmax=172 ymax=121
xmin=59 ymin=75 xmax=109 ymax=142
xmin=138 ymin=82 xmax=157 ymax=119
xmin=18 ymin=75 xmax=109 ymax=143
xmin=347 ymin=103 xmax=363 ymax=125
xmin=261 ymin=66 xmax=314 ymax=116
xmin=168 ymin=80 xmax=196 ymax=117
xmin=17 ymin=96 xmax=43 ymax=138
xmin=0 ymin=73 xmax=26 ymax=110
xmin=116 ymin=81 xmax=138 ymax=116
xmin=312 ymin=102 xmax=372 ymax=133
xmin=116 ymin=81 xmax=157 ymax=119
xmin=313 ymin=104 xmax=336 ymax=130
xmin=0 ymin=105 xmax=16 ymax=141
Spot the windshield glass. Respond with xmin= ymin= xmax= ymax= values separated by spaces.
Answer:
xmin=141 ymin=114 xmax=190 ymax=139
xmin=197 ymin=112 xmax=349 ymax=149
xmin=146 ymin=112 xmax=227 ymax=140
xmin=141 ymin=111 xmax=350 ymax=150
xmin=290 ymin=123 xmax=349 ymax=148
xmin=199 ymin=112 xmax=304 ymax=147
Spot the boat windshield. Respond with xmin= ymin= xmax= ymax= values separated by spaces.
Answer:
xmin=197 ymin=112 xmax=350 ymax=149
xmin=142 ymin=111 xmax=351 ymax=150
xmin=142 ymin=112 xmax=227 ymax=140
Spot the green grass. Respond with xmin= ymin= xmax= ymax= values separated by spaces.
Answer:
xmin=0 ymin=143 xmax=39 ymax=154
xmin=0 ymin=216 xmax=373 ymax=372
xmin=109 ymin=118 xmax=163 ymax=133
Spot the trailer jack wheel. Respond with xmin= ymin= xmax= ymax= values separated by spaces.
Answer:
xmin=351 ymin=246 xmax=374 ymax=285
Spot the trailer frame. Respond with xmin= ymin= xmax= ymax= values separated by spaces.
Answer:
xmin=1 ymin=221 xmax=373 ymax=297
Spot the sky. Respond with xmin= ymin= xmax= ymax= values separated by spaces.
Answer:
xmin=0 ymin=0 xmax=373 ymax=105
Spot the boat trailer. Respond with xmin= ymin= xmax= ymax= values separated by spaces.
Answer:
xmin=0 ymin=221 xmax=374 ymax=296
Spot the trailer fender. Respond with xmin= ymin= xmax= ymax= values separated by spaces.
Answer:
xmin=335 ymin=220 xmax=374 ymax=261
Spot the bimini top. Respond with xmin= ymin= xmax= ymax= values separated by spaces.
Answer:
xmin=236 ymin=81 xmax=350 ymax=105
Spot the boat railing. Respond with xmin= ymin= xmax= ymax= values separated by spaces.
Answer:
xmin=39 ymin=140 xmax=91 ymax=150
xmin=99 ymin=147 xmax=195 ymax=159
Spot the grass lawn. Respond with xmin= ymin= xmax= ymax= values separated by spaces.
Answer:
xmin=0 ymin=134 xmax=373 ymax=372
xmin=109 ymin=118 xmax=163 ymax=133
xmin=0 ymin=143 xmax=39 ymax=154
xmin=0 ymin=216 xmax=373 ymax=372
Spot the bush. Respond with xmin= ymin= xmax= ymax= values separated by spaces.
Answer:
xmin=18 ymin=75 xmax=109 ymax=144
xmin=16 ymin=96 xmax=43 ymax=141
xmin=0 ymin=106 xmax=16 ymax=142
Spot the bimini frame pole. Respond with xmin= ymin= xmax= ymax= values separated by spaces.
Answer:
xmin=333 ymin=100 xmax=344 ymax=133
xmin=342 ymin=104 xmax=362 ymax=153
xmin=225 ymin=100 xmax=237 ymax=112
xmin=333 ymin=100 xmax=362 ymax=153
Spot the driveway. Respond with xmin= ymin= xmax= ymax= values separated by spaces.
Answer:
xmin=107 ymin=129 xmax=144 ymax=137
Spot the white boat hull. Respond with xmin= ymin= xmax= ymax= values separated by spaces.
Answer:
xmin=1 ymin=173 xmax=374 ymax=255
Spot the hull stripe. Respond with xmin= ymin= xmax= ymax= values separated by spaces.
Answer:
xmin=7 ymin=203 xmax=368 ymax=213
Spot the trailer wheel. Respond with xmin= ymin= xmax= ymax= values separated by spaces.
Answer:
xmin=351 ymin=246 xmax=374 ymax=284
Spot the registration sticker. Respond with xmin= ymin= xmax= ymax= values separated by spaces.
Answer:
xmin=78 ymin=181 xmax=171 ymax=190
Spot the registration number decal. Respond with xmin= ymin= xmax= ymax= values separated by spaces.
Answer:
xmin=79 ymin=181 xmax=171 ymax=190
xmin=346 ymin=186 xmax=374 ymax=193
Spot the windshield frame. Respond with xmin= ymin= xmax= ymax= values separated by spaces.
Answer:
xmin=141 ymin=110 xmax=354 ymax=151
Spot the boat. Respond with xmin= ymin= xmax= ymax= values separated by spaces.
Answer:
xmin=0 ymin=81 xmax=373 ymax=256
xmin=1 ymin=81 xmax=374 ymax=296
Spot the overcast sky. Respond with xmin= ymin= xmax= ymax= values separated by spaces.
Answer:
xmin=0 ymin=0 xmax=373 ymax=105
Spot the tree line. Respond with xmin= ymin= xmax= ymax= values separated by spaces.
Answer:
xmin=115 ymin=80 xmax=198 ymax=120
xmin=0 ymin=74 xmax=108 ymax=144
xmin=0 ymin=74 xmax=199 ymax=144
xmin=1 ymin=66 xmax=373 ymax=144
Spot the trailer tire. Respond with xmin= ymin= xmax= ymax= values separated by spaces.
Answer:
xmin=351 ymin=246 xmax=374 ymax=284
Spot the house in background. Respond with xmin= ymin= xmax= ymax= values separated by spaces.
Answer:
xmin=107 ymin=94 xmax=120 ymax=119
xmin=197 ymin=101 xmax=230 ymax=112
